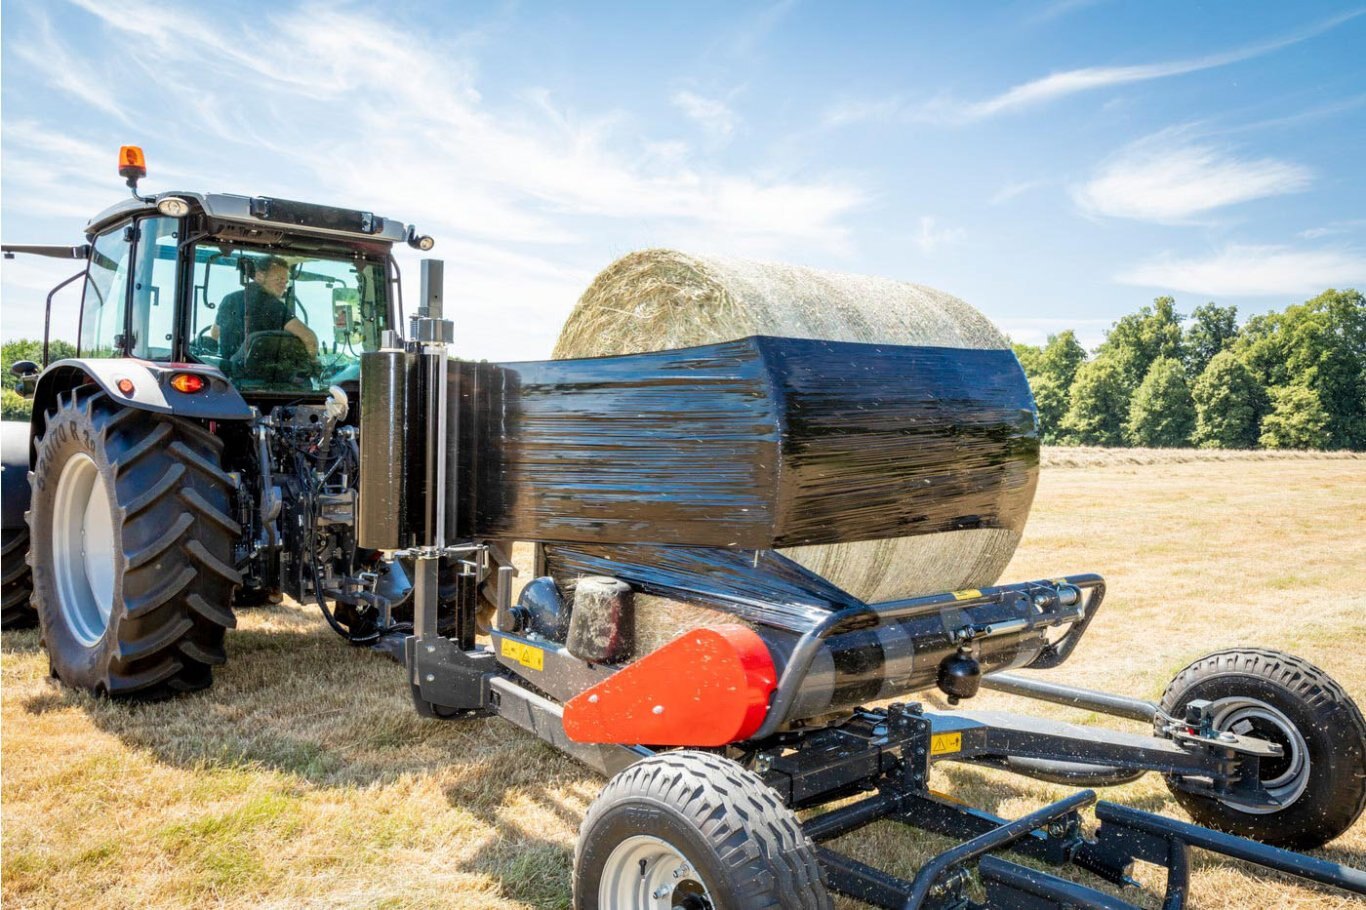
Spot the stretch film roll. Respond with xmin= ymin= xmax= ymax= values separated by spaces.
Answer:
xmin=553 ymin=249 xmax=1036 ymax=602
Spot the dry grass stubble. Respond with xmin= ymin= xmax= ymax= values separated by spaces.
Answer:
xmin=3 ymin=455 xmax=1364 ymax=908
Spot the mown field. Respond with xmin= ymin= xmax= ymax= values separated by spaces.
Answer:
xmin=3 ymin=450 xmax=1364 ymax=909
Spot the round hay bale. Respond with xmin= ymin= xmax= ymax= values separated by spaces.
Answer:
xmin=554 ymin=249 xmax=1027 ymax=604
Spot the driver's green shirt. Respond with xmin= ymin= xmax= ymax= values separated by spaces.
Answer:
xmin=216 ymin=284 xmax=290 ymax=359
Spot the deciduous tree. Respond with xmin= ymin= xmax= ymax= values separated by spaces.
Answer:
xmin=1192 ymin=351 xmax=1265 ymax=449
xmin=1126 ymin=356 xmax=1194 ymax=447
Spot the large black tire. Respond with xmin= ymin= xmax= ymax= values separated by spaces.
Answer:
xmin=2 ymin=526 xmax=38 ymax=629
xmin=29 ymin=388 xmax=240 ymax=698
xmin=1158 ymin=648 xmax=1366 ymax=849
xmin=574 ymin=751 xmax=831 ymax=910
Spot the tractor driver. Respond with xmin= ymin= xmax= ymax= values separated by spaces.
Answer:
xmin=211 ymin=256 xmax=319 ymax=362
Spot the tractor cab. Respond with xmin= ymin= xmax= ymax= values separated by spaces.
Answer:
xmin=18 ymin=146 xmax=433 ymax=400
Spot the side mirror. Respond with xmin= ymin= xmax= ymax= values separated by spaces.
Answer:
xmin=10 ymin=360 xmax=39 ymax=398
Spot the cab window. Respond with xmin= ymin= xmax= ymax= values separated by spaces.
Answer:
xmin=129 ymin=217 xmax=181 ymax=361
xmin=79 ymin=224 xmax=133 ymax=358
xmin=188 ymin=243 xmax=390 ymax=393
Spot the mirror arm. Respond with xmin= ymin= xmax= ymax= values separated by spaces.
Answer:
xmin=44 ymin=269 xmax=87 ymax=367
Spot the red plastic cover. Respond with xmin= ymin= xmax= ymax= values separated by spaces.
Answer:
xmin=562 ymin=625 xmax=776 ymax=746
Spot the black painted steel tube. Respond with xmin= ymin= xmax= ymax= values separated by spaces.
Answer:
xmin=980 ymin=672 xmax=1158 ymax=723
xmin=901 ymin=789 xmax=1097 ymax=909
xmin=978 ymin=857 xmax=1139 ymax=910
xmin=1096 ymin=802 xmax=1366 ymax=896
xmin=804 ymin=792 xmax=901 ymax=842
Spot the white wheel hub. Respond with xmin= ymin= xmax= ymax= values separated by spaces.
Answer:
xmin=599 ymin=834 xmax=713 ymax=909
xmin=51 ymin=452 xmax=116 ymax=646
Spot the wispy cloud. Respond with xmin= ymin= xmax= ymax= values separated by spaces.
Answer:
xmin=997 ymin=316 xmax=1111 ymax=349
xmin=990 ymin=179 xmax=1048 ymax=206
xmin=7 ymin=0 xmax=866 ymax=355
xmin=671 ymin=90 xmax=739 ymax=142
xmin=961 ymin=10 xmax=1363 ymax=120
xmin=1299 ymin=220 xmax=1366 ymax=240
xmin=909 ymin=216 xmax=966 ymax=253
xmin=12 ymin=12 xmax=131 ymax=125
xmin=46 ymin=0 xmax=863 ymax=253
xmin=1027 ymin=0 xmax=1110 ymax=25
xmin=1117 ymin=245 xmax=1366 ymax=296
xmin=824 ymin=9 xmax=1364 ymax=127
xmin=1073 ymin=130 xmax=1311 ymax=222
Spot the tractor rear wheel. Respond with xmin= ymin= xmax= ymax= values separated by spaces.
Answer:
xmin=575 ymin=751 xmax=831 ymax=910
xmin=29 ymin=388 xmax=240 ymax=698
xmin=1158 ymin=648 xmax=1366 ymax=848
xmin=2 ymin=526 xmax=37 ymax=629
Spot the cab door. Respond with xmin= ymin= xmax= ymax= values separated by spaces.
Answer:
xmin=78 ymin=222 xmax=134 ymax=358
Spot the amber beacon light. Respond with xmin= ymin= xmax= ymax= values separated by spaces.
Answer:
xmin=117 ymin=145 xmax=147 ymax=181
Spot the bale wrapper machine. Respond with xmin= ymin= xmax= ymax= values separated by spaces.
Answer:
xmin=3 ymin=155 xmax=1361 ymax=909
xmin=369 ymin=264 xmax=1366 ymax=910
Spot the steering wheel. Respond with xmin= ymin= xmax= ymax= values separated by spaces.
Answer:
xmin=190 ymin=324 xmax=219 ymax=357
xmin=231 ymin=330 xmax=323 ymax=387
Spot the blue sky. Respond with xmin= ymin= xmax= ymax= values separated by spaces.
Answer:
xmin=2 ymin=1 xmax=1364 ymax=360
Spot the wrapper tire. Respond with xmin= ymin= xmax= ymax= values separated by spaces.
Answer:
xmin=1158 ymin=648 xmax=1366 ymax=848
xmin=29 ymin=389 xmax=239 ymax=699
xmin=2 ymin=527 xmax=37 ymax=629
xmin=574 ymin=751 xmax=831 ymax=910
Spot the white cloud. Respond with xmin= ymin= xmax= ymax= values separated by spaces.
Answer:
xmin=49 ymin=0 xmax=861 ymax=250
xmin=824 ymin=10 xmax=1363 ymax=127
xmin=1073 ymin=133 xmax=1311 ymax=222
xmin=990 ymin=179 xmax=1047 ymax=206
xmin=671 ymin=91 xmax=739 ymax=142
xmin=961 ymin=10 xmax=1362 ymax=120
xmin=909 ymin=216 xmax=966 ymax=253
xmin=1117 ymin=245 xmax=1366 ymax=296
xmin=821 ymin=98 xmax=902 ymax=128
xmin=5 ymin=2 xmax=869 ymax=355
xmin=996 ymin=317 xmax=1110 ymax=349
xmin=1298 ymin=220 xmax=1366 ymax=240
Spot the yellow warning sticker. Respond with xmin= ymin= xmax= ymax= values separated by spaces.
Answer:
xmin=950 ymin=589 xmax=982 ymax=601
xmin=500 ymin=638 xmax=544 ymax=672
xmin=931 ymin=732 xmax=962 ymax=756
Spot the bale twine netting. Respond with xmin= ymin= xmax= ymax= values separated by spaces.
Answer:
xmin=549 ymin=249 xmax=1033 ymax=609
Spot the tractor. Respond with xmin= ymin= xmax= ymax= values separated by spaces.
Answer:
xmin=2 ymin=148 xmax=1363 ymax=909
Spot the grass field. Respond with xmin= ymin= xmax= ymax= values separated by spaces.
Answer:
xmin=3 ymin=452 xmax=1365 ymax=909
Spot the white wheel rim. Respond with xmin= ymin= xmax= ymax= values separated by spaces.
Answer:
xmin=52 ymin=453 xmax=116 ymax=646
xmin=599 ymin=834 xmax=714 ymax=909
xmin=1209 ymin=696 xmax=1310 ymax=815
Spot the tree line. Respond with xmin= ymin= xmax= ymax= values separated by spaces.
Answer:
xmin=1012 ymin=289 xmax=1366 ymax=450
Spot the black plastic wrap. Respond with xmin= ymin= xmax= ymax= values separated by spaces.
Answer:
xmin=449 ymin=336 xmax=1037 ymax=550
xmin=544 ymin=543 xmax=859 ymax=633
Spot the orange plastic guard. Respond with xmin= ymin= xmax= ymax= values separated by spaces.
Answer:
xmin=562 ymin=625 xmax=776 ymax=746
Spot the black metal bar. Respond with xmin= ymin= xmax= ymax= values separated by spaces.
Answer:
xmin=1025 ymin=578 xmax=1106 ymax=669
xmin=804 ymin=791 xmax=901 ymax=842
xmin=814 ymin=846 xmax=918 ymax=910
xmin=1160 ymin=840 xmax=1191 ymax=910
xmin=43 ymin=269 xmax=85 ymax=367
xmin=979 ymin=856 xmax=1140 ymax=910
xmin=488 ymin=676 xmax=648 ymax=778
xmin=980 ymin=672 xmax=1157 ymax=722
xmin=750 ymin=574 xmax=1105 ymax=739
xmin=1096 ymin=802 xmax=1366 ymax=896
xmin=901 ymin=790 xmax=1097 ymax=909
xmin=937 ymin=709 xmax=1275 ymax=777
